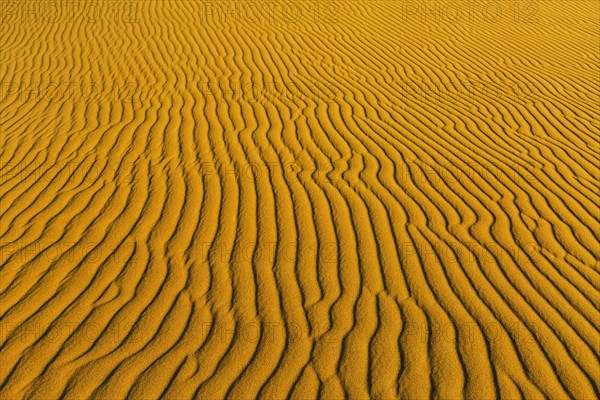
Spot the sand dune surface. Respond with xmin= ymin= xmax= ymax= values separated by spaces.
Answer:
xmin=1 ymin=0 xmax=599 ymax=399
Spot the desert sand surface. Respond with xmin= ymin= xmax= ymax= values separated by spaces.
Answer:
xmin=0 ymin=0 xmax=599 ymax=399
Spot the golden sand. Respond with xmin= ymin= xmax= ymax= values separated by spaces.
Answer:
xmin=0 ymin=0 xmax=599 ymax=398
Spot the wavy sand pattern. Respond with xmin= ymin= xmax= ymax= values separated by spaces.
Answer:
xmin=0 ymin=0 xmax=599 ymax=399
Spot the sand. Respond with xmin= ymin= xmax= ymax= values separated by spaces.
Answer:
xmin=0 ymin=0 xmax=599 ymax=399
